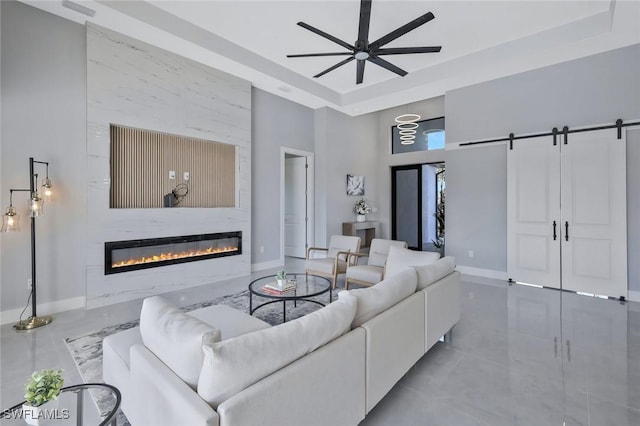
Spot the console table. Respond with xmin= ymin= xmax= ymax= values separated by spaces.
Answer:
xmin=342 ymin=221 xmax=379 ymax=249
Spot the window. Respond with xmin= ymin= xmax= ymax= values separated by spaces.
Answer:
xmin=391 ymin=117 xmax=445 ymax=154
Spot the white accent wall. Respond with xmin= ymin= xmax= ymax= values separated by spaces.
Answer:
xmin=85 ymin=24 xmax=251 ymax=308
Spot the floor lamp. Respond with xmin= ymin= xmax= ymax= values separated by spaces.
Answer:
xmin=2 ymin=157 xmax=54 ymax=330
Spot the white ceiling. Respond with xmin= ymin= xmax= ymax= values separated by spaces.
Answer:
xmin=22 ymin=0 xmax=640 ymax=115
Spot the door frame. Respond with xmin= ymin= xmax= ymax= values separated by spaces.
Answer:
xmin=391 ymin=164 xmax=423 ymax=250
xmin=280 ymin=147 xmax=315 ymax=263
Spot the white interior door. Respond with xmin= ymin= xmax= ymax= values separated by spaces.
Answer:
xmin=508 ymin=135 xmax=561 ymax=288
xmin=284 ymin=156 xmax=307 ymax=258
xmin=560 ymin=129 xmax=627 ymax=298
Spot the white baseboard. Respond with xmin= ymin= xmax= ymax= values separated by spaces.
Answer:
xmin=455 ymin=265 xmax=508 ymax=281
xmin=251 ymin=259 xmax=283 ymax=272
xmin=628 ymin=290 xmax=640 ymax=303
xmin=1 ymin=296 xmax=86 ymax=325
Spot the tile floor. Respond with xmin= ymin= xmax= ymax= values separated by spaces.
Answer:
xmin=1 ymin=259 xmax=639 ymax=425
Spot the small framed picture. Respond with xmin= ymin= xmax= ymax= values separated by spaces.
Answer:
xmin=346 ymin=174 xmax=365 ymax=196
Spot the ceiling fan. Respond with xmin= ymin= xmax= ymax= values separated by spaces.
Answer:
xmin=287 ymin=0 xmax=441 ymax=84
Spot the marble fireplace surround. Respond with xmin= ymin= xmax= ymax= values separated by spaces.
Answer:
xmin=86 ymin=24 xmax=252 ymax=309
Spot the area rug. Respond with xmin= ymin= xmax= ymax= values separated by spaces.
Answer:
xmin=64 ymin=289 xmax=335 ymax=424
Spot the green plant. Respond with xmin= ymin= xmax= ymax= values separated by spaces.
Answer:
xmin=275 ymin=270 xmax=287 ymax=280
xmin=24 ymin=369 xmax=64 ymax=407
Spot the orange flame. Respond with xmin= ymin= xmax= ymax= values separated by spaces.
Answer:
xmin=112 ymin=246 xmax=238 ymax=268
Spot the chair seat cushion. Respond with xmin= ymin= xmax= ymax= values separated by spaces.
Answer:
xmin=306 ymin=258 xmax=348 ymax=275
xmin=346 ymin=265 xmax=384 ymax=284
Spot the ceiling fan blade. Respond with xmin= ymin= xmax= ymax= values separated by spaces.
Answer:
xmin=367 ymin=55 xmax=407 ymax=77
xmin=357 ymin=0 xmax=372 ymax=46
xmin=297 ymin=22 xmax=355 ymax=51
xmin=313 ymin=57 xmax=355 ymax=78
xmin=375 ymin=46 xmax=441 ymax=55
xmin=369 ymin=11 xmax=435 ymax=50
xmin=287 ymin=52 xmax=353 ymax=58
xmin=356 ymin=60 xmax=366 ymax=84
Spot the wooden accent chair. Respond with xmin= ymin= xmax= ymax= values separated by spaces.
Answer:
xmin=305 ymin=235 xmax=361 ymax=289
xmin=344 ymin=239 xmax=408 ymax=289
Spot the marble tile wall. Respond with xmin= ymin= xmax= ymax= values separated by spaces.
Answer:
xmin=86 ymin=24 xmax=251 ymax=308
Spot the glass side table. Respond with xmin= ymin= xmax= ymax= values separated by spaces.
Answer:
xmin=1 ymin=383 xmax=121 ymax=425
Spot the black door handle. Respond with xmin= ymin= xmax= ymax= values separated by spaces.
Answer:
xmin=553 ymin=221 xmax=557 ymax=240
xmin=565 ymin=221 xmax=569 ymax=241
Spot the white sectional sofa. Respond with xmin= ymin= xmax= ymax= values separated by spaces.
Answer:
xmin=103 ymin=255 xmax=460 ymax=426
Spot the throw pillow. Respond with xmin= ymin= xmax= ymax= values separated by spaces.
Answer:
xmin=139 ymin=296 xmax=221 ymax=389
xmin=385 ymin=246 xmax=440 ymax=278
xmin=197 ymin=293 xmax=358 ymax=409
xmin=345 ymin=268 xmax=418 ymax=328
xmin=414 ymin=256 xmax=456 ymax=290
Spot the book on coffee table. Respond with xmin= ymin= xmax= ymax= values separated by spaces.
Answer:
xmin=262 ymin=280 xmax=297 ymax=294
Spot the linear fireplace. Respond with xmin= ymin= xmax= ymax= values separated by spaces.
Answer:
xmin=104 ymin=231 xmax=242 ymax=275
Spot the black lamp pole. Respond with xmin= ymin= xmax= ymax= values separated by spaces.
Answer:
xmin=12 ymin=157 xmax=52 ymax=331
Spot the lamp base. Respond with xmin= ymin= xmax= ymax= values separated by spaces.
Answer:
xmin=13 ymin=315 xmax=52 ymax=331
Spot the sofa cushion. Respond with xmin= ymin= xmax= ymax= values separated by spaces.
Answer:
xmin=188 ymin=304 xmax=270 ymax=340
xmin=385 ymin=246 xmax=440 ymax=278
xmin=139 ymin=296 xmax=221 ymax=389
xmin=345 ymin=268 xmax=418 ymax=328
xmin=414 ymin=256 xmax=456 ymax=290
xmin=197 ymin=293 xmax=358 ymax=409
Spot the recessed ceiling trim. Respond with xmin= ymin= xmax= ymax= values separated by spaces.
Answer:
xmin=62 ymin=0 xmax=96 ymax=17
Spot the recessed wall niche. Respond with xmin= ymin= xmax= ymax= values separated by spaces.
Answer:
xmin=109 ymin=124 xmax=237 ymax=208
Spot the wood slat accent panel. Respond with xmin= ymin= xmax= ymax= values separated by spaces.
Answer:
xmin=110 ymin=124 xmax=236 ymax=208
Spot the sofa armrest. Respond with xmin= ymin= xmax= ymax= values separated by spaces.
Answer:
xmin=423 ymin=271 xmax=461 ymax=351
xmin=129 ymin=344 xmax=219 ymax=426
xmin=216 ymin=328 xmax=366 ymax=426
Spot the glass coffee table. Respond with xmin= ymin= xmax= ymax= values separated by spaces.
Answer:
xmin=0 ymin=383 xmax=121 ymax=425
xmin=249 ymin=273 xmax=332 ymax=323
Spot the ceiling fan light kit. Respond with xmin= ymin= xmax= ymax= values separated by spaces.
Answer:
xmin=287 ymin=0 xmax=441 ymax=84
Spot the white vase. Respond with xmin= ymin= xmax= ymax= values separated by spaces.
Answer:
xmin=22 ymin=399 xmax=59 ymax=425
xmin=356 ymin=214 xmax=366 ymax=222
xmin=276 ymin=279 xmax=287 ymax=290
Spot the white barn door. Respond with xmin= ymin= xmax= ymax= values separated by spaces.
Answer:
xmin=507 ymin=136 xmax=561 ymax=288
xmin=508 ymin=128 xmax=627 ymax=299
xmin=560 ymin=129 xmax=627 ymax=299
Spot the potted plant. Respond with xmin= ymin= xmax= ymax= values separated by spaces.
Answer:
xmin=275 ymin=270 xmax=287 ymax=290
xmin=353 ymin=198 xmax=371 ymax=222
xmin=22 ymin=369 xmax=64 ymax=425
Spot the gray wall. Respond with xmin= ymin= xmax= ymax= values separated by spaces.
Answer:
xmin=251 ymin=88 xmax=314 ymax=264
xmin=315 ymin=108 xmax=380 ymax=246
xmin=445 ymin=44 xmax=640 ymax=291
xmin=1 ymin=1 xmax=86 ymax=313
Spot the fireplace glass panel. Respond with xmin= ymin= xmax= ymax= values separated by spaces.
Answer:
xmin=105 ymin=232 xmax=241 ymax=274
